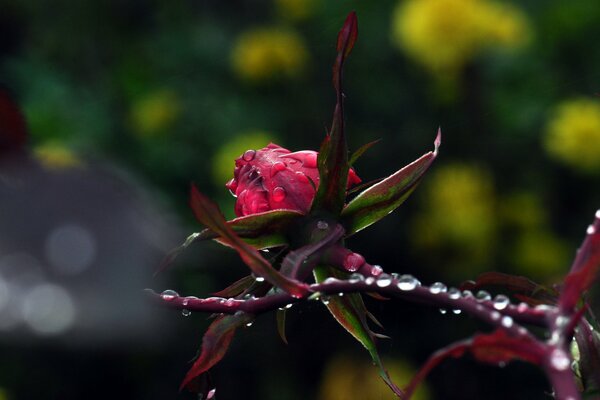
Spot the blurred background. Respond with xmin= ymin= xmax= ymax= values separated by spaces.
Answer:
xmin=0 ymin=0 xmax=599 ymax=399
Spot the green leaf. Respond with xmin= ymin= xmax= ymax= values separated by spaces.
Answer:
xmin=212 ymin=275 xmax=255 ymax=298
xmin=190 ymin=185 xmax=309 ymax=298
xmin=312 ymin=12 xmax=358 ymax=216
xmin=180 ymin=312 xmax=254 ymax=391
xmin=341 ymin=129 xmax=441 ymax=236
xmin=349 ymin=139 xmax=380 ymax=166
xmin=199 ymin=209 xmax=304 ymax=250
xmin=314 ymin=266 xmax=404 ymax=398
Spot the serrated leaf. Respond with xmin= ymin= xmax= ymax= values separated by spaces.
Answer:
xmin=460 ymin=272 xmax=557 ymax=306
xmin=199 ymin=209 xmax=304 ymax=250
xmin=404 ymin=330 xmax=545 ymax=399
xmin=276 ymin=308 xmax=288 ymax=345
xmin=190 ymin=185 xmax=309 ymax=298
xmin=180 ymin=312 xmax=253 ymax=392
xmin=341 ymin=130 xmax=440 ymax=236
xmin=560 ymin=211 xmax=600 ymax=312
xmin=312 ymin=12 xmax=358 ymax=216
xmin=314 ymin=266 xmax=404 ymax=398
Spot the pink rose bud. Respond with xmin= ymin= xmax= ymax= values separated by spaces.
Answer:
xmin=226 ymin=143 xmax=361 ymax=216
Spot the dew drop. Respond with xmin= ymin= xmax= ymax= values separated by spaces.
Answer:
xmin=182 ymin=309 xmax=191 ymax=317
xmin=493 ymin=294 xmax=510 ymax=310
xmin=556 ymin=315 xmax=570 ymax=328
xmin=596 ymin=209 xmax=600 ymax=219
xmin=498 ymin=361 xmax=507 ymax=368
xmin=550 ymin=348 xmax=570 ymax=371
xmin=272 ymin=187 xmax=286 ymax=202
xmin=317 ymin=221 xmax=329 ymax=230
xmin=397 ymin=275 xmax=419 ymax=291
xmin=302 ymin=152 xmax=318 ymax=168
xmin=501 ymin=316 xmax=514 ymax=328
xmin=348 ymin=273 xmax=364 ymax=283
xmin=461 ymin=290 xmax=473 ymax=298
xmin=365 ymin=277 xmax=375 ymax=285
xmin=371 ymin=265 xmax=383 ymax=276
xmin=182 ymin=298 xmax=189 ymax=306
xmin=587 ymin=224 xmax=596 ymax=235
xmin=284 ymin=303 xmax=293 ymax=309
xmin=223 ymin=298 xmax=237 ymax=307
xmin=439 ymin=309 xmax=447 ymax=315
xmin=448 ymin=287 xmax=461 ymax=300
xmin=517 ymin=302 xmax=529 ymax=313
xmin=246 ymin=321 xmax=254 ymax=327
xmin=270 ymin=162 xmax=287 ymax=176
xmin=161 ymin=289 xmax=179 ymax=301
xmin=338 ymin=292 xmax=344 ymax=297
xmin=242 ymin=149 xmax=256 ymax=161
xmin=429 ymin=282 xmax=447 ymax=294
xmin=490 ymin=311 xmax=501 ymax=321
xmin=254 ymin=275 xmax=265 ymax=283
xmin=376 ymin=275 xmax=392 ymax=288
xmin=452 ymin=309 xmax=461 ymax=315
xmin=322 ymin=297 xmax=330 ymax=305
xmin=343 ymin=253 xmax=365 ymax=272
xmin=323 ymin=277 xmax=339 ymax=284
xmin=476 ymin=290 xmax=492 ymax=302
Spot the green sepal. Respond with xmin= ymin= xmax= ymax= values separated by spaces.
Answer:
xmin=341 ymin=130 xmax=440 ymax=236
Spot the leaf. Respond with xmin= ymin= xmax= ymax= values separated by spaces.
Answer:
xmin=404 ymin=330 xmax=545 ymax=399
xmin=349 ymin=139 xmax=380 ymax=166
xmin=199 ymin=209 xmax=304 ymax=250
xmin=212 ymin=275 xmax=255 ymax=298
xmin=314 ymin=266 xmax=404 ymax=398
xmin=575 ymin=319 xmax=600 ymax=392
xmin=154 ymin=232 xmax=201 ymax=276
xmin=560 ymin=211 xmax=600 ymax=312
xmin=276 ymin=309 xmax=288 ymax=345
xmin=312 ymin=12 xmax=358 ymax=216
xmin=460 ymin=272 xmax=557 ymax=306
xmin=341 ymin=129 xmax=441 ymax=236
xmin=180 ymin=312 xmax=254 ymax=392
xmin=190 ymin=185 xmax=309 ymax=298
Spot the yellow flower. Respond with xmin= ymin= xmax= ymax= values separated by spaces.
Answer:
xmin=130 ymin=89 xmax=180 ymax=138
xmin=513 ymin=230 xmax=570 ymax=280
xmin=34 ymin=142 xmax=82 ymax=170
xmin=274 ymin=0 xmax=317 ymax=21
xmin=544 ymin=98 xmax=600 ymax=173
xmin=231 ymin=27 xmax=309 ymax=83
xmin=318 ymin=355 xmax=430 ymax=400
xmin=411 ymin=163 xmax=496 ymax=276
xmin=391 ymin=0 xmax=531 ymax=74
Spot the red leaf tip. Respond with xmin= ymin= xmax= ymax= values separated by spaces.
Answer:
xmin=434 ymin=127 xmax=442 ymax=156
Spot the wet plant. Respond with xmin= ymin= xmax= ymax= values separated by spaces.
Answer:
xmin=149 ymin=13 xmax=600 ymax=400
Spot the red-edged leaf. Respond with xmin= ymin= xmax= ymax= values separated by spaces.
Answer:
xmin=461 ymin=272 xmax=557 ymax=306
xmin=575 ymin=319 xmax=600 ymax=392
xmin=341 ymin=129 xmax=441 ymax=236
xmin=212 ymin=275 xmax=256 ymax=298
xmin=0 ymin=87 xmax=28 ymax=154
xmin=312 ymin=12 xmax=358 ymax=216
xmin=560 ymin=211 xmax=600 ymax=312
xmin=190 ymin=185 xmax=309 ymax=298
xmin=314 ymin=266 xmax=404 ymax=398
xmin=199 ymin=209 xmax=304 ymax=249
xmin=180 ymin=312 xmax=253 ymax=391
xmin=404 ymin=330 xmax=545 ymax=398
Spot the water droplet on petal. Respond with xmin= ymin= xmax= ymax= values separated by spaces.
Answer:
xmin=448 ymin=287 xmax=461 ymax=300
xmin=271 ymin=162 xmax=287 ymax=177
xmin=343 ymin=253 xmax=365 ymax=272
xmin=429 ymin=282 xmax=447 ymax=294
xmin=371 ymin=265 xmax=383 ymax=276
xmin=182 ymin=309 xmax=191 ymax=317
xmin=272 ymin=186 xmax=286 ymax=202
xmin=161 ymin=289 xmax=179 ymax=301
xmin=397 ymin=275 xmax=419 ymax=291
xmin=493 ymin=294 xmax=510 ymax=310
xmin=550 ymin=348 xmax=570 ymax=371
xmin=242 ymin=149 xmax=256 ymax=161
xmin=317 ymin=221 xmax=329 ymax=230
xmin=476 ymin=290 xmax=491 ymax=301
xmin=303 ymin=152 xmax=318 ymax=168
xmin=501 ymin=316 xmax=514 ymax=328
xmin=376 ymin=275 xmax=392 ymax=287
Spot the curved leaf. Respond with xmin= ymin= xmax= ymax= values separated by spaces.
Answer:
xmin=314 ymin=266 xmax=404 ymax=398
xmin=181 ymin=312 xmax=253 ymax=391
xmin=341 ymin=129 xmax=441 ymax=236
xmin=190 ymin=185 xmax=309 ymax=298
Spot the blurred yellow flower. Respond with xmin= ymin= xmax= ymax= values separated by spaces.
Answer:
xmin=513 ymin=230 xmax=570 ymax=280
xmin=318 ymin=355 xmax=429 ymax=400
xmin=391 ymin=0 xmax=531 ymax=74
xmin=34 ymin=142 xmax=82 ymax=170
xmin=130 ymin=89 xmax=180 ymax=137
xmin=274 ymin=0 xmax=316 ymax=21
xmin=231 ymin=27 xmax=309 ymax=83
xmin=411 ymin=163 xmax=496 ymax=275
xmin=212 ymin=131 xmax=278 ymax=186
xmin=544 ymin=98 xmax=600 ymax=173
